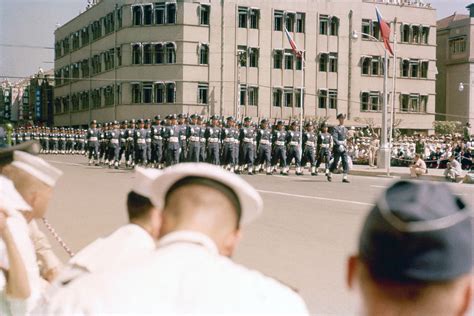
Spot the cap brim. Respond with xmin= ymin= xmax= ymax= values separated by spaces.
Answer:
xmin=150 ymin=163 xmax=263 ymax=226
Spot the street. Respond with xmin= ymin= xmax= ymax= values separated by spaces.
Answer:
xmin=41 ymin=155 xmax=473 ymax=315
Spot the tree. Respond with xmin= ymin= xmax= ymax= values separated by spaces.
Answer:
xmin=433 ymin=121 xmax=462 ymax=135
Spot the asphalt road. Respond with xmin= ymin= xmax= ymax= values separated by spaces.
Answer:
xmin=41 ymin=155 xmax=473 ymax=315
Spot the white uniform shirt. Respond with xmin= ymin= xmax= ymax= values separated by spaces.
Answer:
xmin=45 ymin=230 xmax=309 ymax=315
xmin=0 ymin=176 xmax=41 ymax=316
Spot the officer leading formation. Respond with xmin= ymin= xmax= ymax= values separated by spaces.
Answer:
xmin=10 ymin=113 xmax=354 ymax=182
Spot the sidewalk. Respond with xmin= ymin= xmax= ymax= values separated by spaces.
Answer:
xmin=350 ymin=164 xmax=460 ymax=182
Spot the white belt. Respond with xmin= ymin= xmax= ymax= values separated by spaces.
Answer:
xmin=169 ymin=137 xmax=179 ymax=143
xmin=224 ymin=138 xmax=234 ymax=143
xmin=89 ymin=137 xmax=98 ymax=141
xmin=153 ymin=136 xmax=162 ymax=140
xmin=243 ymin=138 xmax=253 ymax=143
xmin=233 ymin=139 xmax=240 ymax=144
xmin=78 ymin=140 xmax=85 ymax=143
xmin=137 ymin=139 xmax=146 ymax=144
xmin=127 ymin=137 xmax=134 ymax=141
xmin=200 ymin=138 xmax=206 ymax=143
xmin=190 ymin=136 xmax=200 ymax=142
xmin=24 ymin=137 xmax=31 ymax=140
xmin=275 ymin=141 xmax=285 ymax=146
xmin=321 ymin=144 xmax=330 ymax=148
xmin=51 ymin=138 xmax=58 ymax=141
xmin=289 ymin=141 xmax=299 ymax=146
xmin=111 ymin=139 xmax=119 ymax=144
xmin=208 ymin=138 xmax=219 ymax=143
xmin=180 ymin=135 xmax=187 ymax=140
xmin=305 ymin=141 xmax=315 ymax=147
xmin=260 ymin=140 xmax=270 ymax=145
xmin=146 ymin=139 xmax=151 ymax=143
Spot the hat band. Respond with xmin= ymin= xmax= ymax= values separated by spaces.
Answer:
xmin=11 ymin=161 xmax=55 ymax=187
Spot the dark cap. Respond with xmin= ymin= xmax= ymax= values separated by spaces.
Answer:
xmin=337 ymin=113 xmax=346 ymax=119
xmin=359 ymin=181 xmax=472 ymax=283
xmin=305 ymin=121 xmax=313 ymax=127
xmin=137 ymin=119 xmax=144 ymax=124
xmin=113 ymin=120 xmax=119 ymax=125
xmin=227 ymin=116 xmax=235 ymax=121
xmin=169 ymin=114 xmax=177 ymax=120
xmin=91 ymin=120 xmax=97 ymax=125
xmin=154 ymin=115 xmax=161 ymax=121
xmin=211 ymin=115 xmax=219 ymax=120
xmin=177 ymin=114 xmax=183 ymax=119
xmin=131 ymin=119 xmax=136 ymax=124
xmin=190 ymin=114 xmax=198 ymax=119
xmin=145 ymin=119 xmax=151 ymax=124
xmin=261 ymin=118 xmax=268 ymax=124
xmin=122 ymin=120 xmax=128 ymax=125
xmin=244 ymin=117 xmax=251 ymax=122
xmin=277 ymin=120 xmax=284 ymax=125
xmin=291 ymin=121 xmax=298 ymax=126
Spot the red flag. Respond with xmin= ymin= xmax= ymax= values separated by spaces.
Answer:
xmin=375 ymin=7 xmax=394 ymax=56
xmin=285 ymin=28 xmax=302 ymax=58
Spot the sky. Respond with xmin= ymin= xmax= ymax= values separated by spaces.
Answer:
xmin=0 ymin=0 xmax=472 ymax=81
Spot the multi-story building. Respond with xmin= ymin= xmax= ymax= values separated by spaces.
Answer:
xmin=54 ymin=0 xmax=436 ymax=133
xmin=436 ymin=4 xmax=474 ymax=127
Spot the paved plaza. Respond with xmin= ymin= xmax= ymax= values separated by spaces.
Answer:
xmin=41 ymin=155 xmax=473 ymax=315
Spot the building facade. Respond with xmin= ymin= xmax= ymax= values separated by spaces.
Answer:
xmin=436 ymin=4 xmax=474 ymax=128
xmin=54 ymin=0 xmax=436 ymax=132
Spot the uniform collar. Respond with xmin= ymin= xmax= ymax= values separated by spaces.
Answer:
xmin=158 ymin=230 xmax=219 ymax=255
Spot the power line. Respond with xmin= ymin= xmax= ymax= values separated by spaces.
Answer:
xmin=0 ymin=43 xmax=54 ymax=50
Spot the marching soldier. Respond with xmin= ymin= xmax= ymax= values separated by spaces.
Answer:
xmin=118 ymin=120 xmax=127 ymax=164
xmin=272 ymin=120 xmax=288 ymax=175
xmin=187 ymin=114 xmax=202 ymax=163
xmin=50 ymin=127 xmax=59 ymax=154
xmin=178 ymin=114 xmax=188 ymax=162
xmin=108 ymin=121 xmax=121 ymax=169
xmin=59 ymin=127 xmax=66 ymax=154
xmin=327 ymin=114 xmax=350 ymax=183
xmin=222 ymin=116 xmax=238 ymax=172
xmin=77 ymin=129 xmax=86 ymax=155
xmin=134 ymin=119 xmax=148 ymax=166
xmin=205 ymin=115 xmax=221 ymax=166
xmin=144 ymin=119 xmax=152 ymax=164
xmin=256 ymin=118 xmax=272 ymax=175
xmin=87 ymin=120 xmax=100 ymax=166
xmin=198 ymin=116 xmax=207 ymax=163
xmin=287 ymin=121 xmax=303 ymax=176
xmin=150 ymin=116 xmax=163 ymax=168
xmin=240 ymin=117 xmax=256 ymax=175
xmin=315 ymin=123 xmax=332 ymax=176
xmin=163 ymin=114 xmax=181 ymax=166
xmin=125 ymin=119 xmax=136 ymax=168
xmin=302 ymin=122 xmax=317 ymax=176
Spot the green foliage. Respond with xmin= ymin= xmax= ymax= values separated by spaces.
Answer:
xmin=433 ymin=121 xmax=462 ymax=135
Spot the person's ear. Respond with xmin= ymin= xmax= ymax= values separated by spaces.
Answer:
xmin=457 ymin=276 xmax=473 ymax=316
xmin=347 ymin=255 xmax=358 ymax=290
xmin=150 ymin=208 xmax=162 ymax=240
xmin=221 ymin=229 xmax=242 ymax=257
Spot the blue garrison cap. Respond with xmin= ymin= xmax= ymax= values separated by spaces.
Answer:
xmin=359 ymin=181 xmax=472 ymax=283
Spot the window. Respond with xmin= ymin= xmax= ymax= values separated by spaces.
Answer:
xmin=132 ymin=44 xmax=142 ymax=64
xmin=91 ymin=89 xmax=101 ymax=108
xmin=116 ymin=47 xmax=122 ymax=66
xmin=401 ymin=59 xmax=410 ymax=77
xmin=329 ymin=17 xmax=339 ymax=36
xmin=421 ymin=26 xmax=430 ymax=44
xmin=248 ymin=86 xmax=258 ymax=106
xmin=116 ymin=84 xmax=122 ymax=105
xmin=284 ymin=89 xmax=293 ymax=107
xmin=132 ymin=83 xmax=141 ymax=103
xmin=81 ymin=27 xmax=89 ymax=46
xmin=284 ymin=50 xmax=294 ymax=70
xmin=143 ymin=4 xmax=153 ymax=25
xmin=412 ymin=25 xmax=420 ymax=44
xmin=328 ymin=89 xmax=337 ymax=109
xmin=409 ymin=94 xmax=420 ymax=112
xmin=239 ymin=85 xmax=246 ymax=106
xmin=143 ymin=44 xmax=152 ymax=64
xmin=285 ymin=12 xmax=295 ymax=32
xmin=362 ymin=19 xmax=371 ymax=39
xmin=63 ymin=96 xmax=69 ymax=112
xmin=199 ymin=43 xmax=209 ymax=65
xmin=410 ymin=60 xmax=419 ymax=78
xmin=166 ymin=3 xmax=176 ymax=24
xmin=401 ymin=24 xmax=410 ymax=43
xmin=155 ymin=3 xmax=165 ymax=25
xmin=320 ymin=15 xmax=329 ymax=35
xmin=420 ymin=95 xmax=428 ymax=112
xmin=296 ymin=54 xmax=303 ymax=70
xmin=400 ymin=94 xmax=409 ymax=112
xmin=154 ymin=83 xmax=165 ymax=103
xmin=91 ymin=20 xmax=101 ymax=40
xmin=296 ymin=13 xmax=305 ymax=33
xmin=81 ymin=59 xmax=89 ymax=78
xmin=72 ymin=94 xmax=80 ymax=111
xmin=198 ymin=83 xmax=208 ymax=104
xmin=54 ymin=70 xmax=61 ymax=86
xmin=166 ymin=82 xmax=176 ymax=103
xmin=361 ymin=91 xmax=381 ymax=111
xmin=273 ymin=89 xmax=282 ymax=107
xmin=132 ymin=5 xmax=142 ymax=25
xmin=104 ymin=12 xmax=115 ymax=34
xmin=421 ymin=61 xmax=429 ymax=78
xmin=249 ymin=48 xmax=258 ymax=67
xmin=117 ymin=6 xmax=123 ymax=28
xmin=55 ymin=42 xmax=61 ymax=59
xmin=104 ymin=49 xmax=115 ymax=71
xmin=200 ymin=5 xmax=210 ymax=26
xmin=274 ymin=11 xmax=283 ymax=31
xmin=72 ymin=32 xmax=80 ymax=50
xmin=63 ymin=38 xmax=70 ymax=55
xmin=400 ymin=94 xmax=426 ymax=113
xmin=238 ymin=46 xmax=247 ymax=67
xmin=318 ymin=90 xmax=327 ymax=108
xmin=80 ymin=91 xmax=89 ymax=110
xmin=449 ymin=37 xmax=467 ymax=54
xmin=329 ymin=53 xmax=338 ymax=72
xmin=166 ymin=43 xmax=176 ymax=64
xmin=371 ymin=57 xmax=380 ymax=76
xmin=154 ymin=44 xmax=164 ymax=64
xmin=295 ymin=89 xmax=303 ymax=108
xmin=238 ymin=7 xmax=248 ymax=28
xmin=250 ymin=9 xmax=259 ymax=29
xmin=362 ymin=57 xmax=370 ymax=75
xmin=362 ymin=19 xmax=379 ymax=40
xmin=273 ymin=50 xmax=283 ymax=69
xmin=319 ymin=53 xmax=328 ymax=72
xmin=54 ymin=98 xmax=61 ymax=114
xmin=72 ymin=63 xmax=80 ymax=79
xmin=63 ymin=66 xmax=70 ymax=83
xmin=104 ymin=86 xmax=114 ymax=106
xmin=143 ymin=82 xmax=153 ymax=103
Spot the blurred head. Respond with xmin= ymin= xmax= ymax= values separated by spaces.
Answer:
xmin=127 ymin=191 xmax=161 ymax=239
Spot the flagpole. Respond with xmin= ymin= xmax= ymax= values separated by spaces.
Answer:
xmin=389 ymin=17 xmax=397 ymax=176
xmin=380 ymin=49 xmax=389 ymax=176
xmin=299 ymin=57 xmax=304 ymax=162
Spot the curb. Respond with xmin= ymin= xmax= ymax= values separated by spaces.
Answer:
xmin=349 ymin=169 xmax=446 ymax=182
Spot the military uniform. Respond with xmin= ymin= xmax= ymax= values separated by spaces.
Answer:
xmin=302 ymin=124 xmax=317 ymax=175
xmin=205 ymin=118 xmax=222 ymax=166
xmin=199 ymin=119 xmax=207 ymax=162
xmin=87 ymin=121 xmax=100 ymax=165
xmin=240 ymin=118 xmax=256 ymax=174
xmin=272 ymin=123 xmax=288 ymax=175
xmin=134 ymin=120 xmax=148 ymax=166
xmin=163 ymin=117 xmax=181 ymax=166
xmin=150 ymin=117 xmax=163 ymax=168
xmin=221 ymin=117 xmax=239 ymax=171
xmin=187 ymin=115 xmax=202 ymax=163
xmin=287 ymin=123 xmax=303 ymax=175
xmin=257 ymin=120 xmax=272 ymax=175
xmin=316 ymin=127 xmax=332 ymax=175
xmin=125 ymin=120 xmax=136 ymax=167
xmin=178 ymin=115 xmax=188 ymax=162
xmin=328 ymin=114 xmax=350 ymax=183
xmin=108 ymin=122 xmax=121 ymax=168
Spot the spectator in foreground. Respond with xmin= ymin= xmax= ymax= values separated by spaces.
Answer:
xmin=409 ymin=154 xmax=427 ymax=178
xmin=444 ymin=155 xmax=463 ymax=182
xmin=347 ymin=181 xmax=472 ymax=316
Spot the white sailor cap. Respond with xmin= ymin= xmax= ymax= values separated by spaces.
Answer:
xmin=150 ymin=163 xmax=263 ymax=226
xmin=0 ymin=175 xmax=32 ymax=215
xmin=132 ymin=167 xmax=162 ymax=199
xmin=11 ymin=151 xmax=63 ymax=187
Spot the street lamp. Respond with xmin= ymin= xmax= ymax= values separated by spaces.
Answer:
xmin=351 ymin=30 xmax=390 ymax=174
xmin=458 ymin=82 xmax=468 ymax=92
